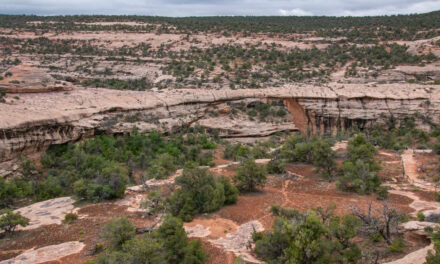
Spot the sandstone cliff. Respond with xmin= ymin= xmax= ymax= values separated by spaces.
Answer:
xmin=0 ymin=82 xmax=439 ymax=167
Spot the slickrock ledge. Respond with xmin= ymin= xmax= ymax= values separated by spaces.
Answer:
xmin=0 ymin=83 xmax=439 ymax=165
xmin=0 ymin=65 xmax=70 ymax=93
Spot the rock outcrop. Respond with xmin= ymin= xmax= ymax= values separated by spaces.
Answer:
xmin=0 ymin=82 xmax=439 ymax=166
xmin=0 ymin=65 xmax=70 ymax=93
xmin=0 ymin=241 xmax=85 ymax=264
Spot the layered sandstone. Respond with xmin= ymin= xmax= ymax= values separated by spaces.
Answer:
xmin=0 ymin=65 xmax=70 ymax=93
xmin=0 ymin=82 xmax=439 ymax=165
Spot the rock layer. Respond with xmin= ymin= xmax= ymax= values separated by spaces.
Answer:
xmin=0 ymin=65 xmax=70 ymax=93
xmin=0 ymin=83 xmax=439 ymax=165
xmin=0 ymin=241 xmax=85 ymax=264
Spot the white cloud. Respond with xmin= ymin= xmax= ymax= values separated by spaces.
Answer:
xmin=0 ymin=0 xmax=438 ymax=16
xmin=339 ymin=0 xmax=440 ymax=16
xmin=279 ymin=8 xmax=313 ymax=16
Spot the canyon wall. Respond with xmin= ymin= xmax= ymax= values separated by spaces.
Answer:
xmin=0 ymin=83 xmax=439 ymax=168
xmin=285 ymin=97 xmax=437 ymax=135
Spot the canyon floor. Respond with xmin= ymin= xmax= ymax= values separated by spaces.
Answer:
xmin=1 ymin=145 xmax=439 ymax=264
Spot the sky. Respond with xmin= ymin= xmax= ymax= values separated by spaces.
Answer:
xmin=1 ymin=0 xmax=439 ymax=17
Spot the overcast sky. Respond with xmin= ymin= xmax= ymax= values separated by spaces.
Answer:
xmin=1 ymin=0 xmax=439 ymax=17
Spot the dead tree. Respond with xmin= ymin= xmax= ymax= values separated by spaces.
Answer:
xmin=139 ymin=172 xmax=150 ymax=191
xmin=350 ymin=202 xmax=402 ymax=245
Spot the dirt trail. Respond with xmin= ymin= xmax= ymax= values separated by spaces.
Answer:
xmin=401 ymin=149 xmax=435 ymax=191
xmin=209 ymin=220 xmax=264 ymax=264
xmin=383 ymin=149 xmax=440 ymax=264
xmin=389 ymin=189 xmax=440 ymax=213
xmin=383 ymin=187 xmax=438 ymax=264
xmin=257 ymin=178 xmax=293 ymax=223
xmin=185 ymin=217 xmax=263 ymax=263
xmin=184 ymin=218 xmax=238 ymax=239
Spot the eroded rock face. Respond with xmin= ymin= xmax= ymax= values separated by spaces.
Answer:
xmin=0 ymin=65 xmax=71 ymax=93
xmin=401 ymin=221 xmax=438 ymax=236
xmin=14 ymin=197 xmax=76 ymax=230
xmin=0 ymin=241 xmax=85 ymax=264
xmin=0 ymin=83 xmax=439 ymax=167
xmin=209 ymin=220 xmax=264 ymax=263
xmin=383 ymin=243 xmax=434 ymax=264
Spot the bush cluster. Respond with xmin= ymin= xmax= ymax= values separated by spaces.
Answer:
xmin=2 ymin=13 xmax=440 ymax=43
xmin=279 ymin=133 xmax=337 ymax=180
xmin=368 ymin=117 xmax=432 ymax=150
xmin=81 ymin=78 xmax=153 ymax=91
xmin=167 ymin=162 xmax=238 ymax=221
xmin=224 ymin=140 xmax=273 ymax=161
xmin=0 ymin=128 xmax=218 ymax=206
xmin=0 ymin=209 xmax=29 ymax=234
xmin=233 ymin=159 xmax=267 ymax=192
xmin=254 ymin=205 xmax=362 ymax=264
xmin=90 ymin=216 xmax=208 ymax=264
xmin=337 ymin=134 xmax=382 ymax=195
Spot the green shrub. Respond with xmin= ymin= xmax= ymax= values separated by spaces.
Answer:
xmin=0 ymin=88 xmax=5 ymax=103
xmin=417 ymin=212 xmax=425 ymax=221
xmin=248 ymin=109 xmax=257 ymax=117
xmin=346 ymin=134 xmax=377 ymax=163
xmin=101 ymin=217 xmax=135 ymax=249
xmin=73 ymin=179 xmax=88 ymax=198
xmin=64 ymin=212 xmax=78 ymax=224
xmin=432 ymin=129 xmax=440 ymax=137
xmin=91 ymin=216 xmax=208 ymax=264
xmin=0 ymin=177 xmax=32 ymax=209
xmin=0 ymin=209 xmax=29 ymax=234
xmin=434 ymin=137 xmax=440 ymax=154
xmin=337 ymin=160 xmax=381 ymax=194
xmin=219 ymin=176 xmax=239 ymax=205
xmin=250 ymin=143 xmax=270 ymax=159
xmin=92 ymin=243 xmax=104 ymax=255
xmin=255 ymin=206 xmax=361 ymax=264
xmin=143 ymin=191 xmax=165 ymax=216
xmin=387 ymin=237 xmax=406 ymax=253
xmin=234 ymin=256 xmax=247 ymax=264
xmin=223 ymin=143 xmax=251 ymax=161
xmin=337 ymin=134 xmax=382 ymax=194
xmin=435 ymin=192 xmax=440 ymax=202
xmin=38 ymin=130 xmax=216 ymax=203
xmin=280 ymin=133 xmax=308 ymax=161
xmin=276 ymin=108 xmax=287 ymax=117
xmin=234 ymin=159 xmax=267 ymax=192
xmin=235 ymin=145 xmax=251 ymax=160
xmin=376 ymin=186 xmax=389 ymax=200
xmin=425 ymin=229 xmax=440 ymax=263
xmin=72 ymin=163 xmax=129 ymax=202
xmin=369 ymin=233 xmax=382 ymax=243
xmin=158 ymin=216 xmax=209 ymax=263
xmin=267 ymin=157 xmax=286 ymax=174
xmin=167 ymin=162 xmax=238 ymax=221
xmin=280 ymin=134 xmax=337 ymax=180
xmin=310 ymin=138 xmax=337 ymax=181
xmin=36 ymin=176 xmax=63 ymax=200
